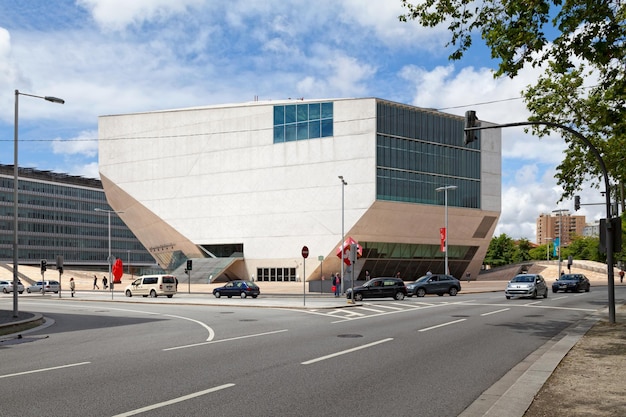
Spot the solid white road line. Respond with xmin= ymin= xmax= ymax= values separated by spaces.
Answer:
xmin=164 ymin=314 xmax=215 ymax=341
xmin=418 ymin=318 xmax=467 ymax=332
xmin=0 ymin=362 xmax=91 ymax=379
xmin=481 ymin=308 xmax=510 ymax=316
xmin=163 ymin=329 xmax=288 ymax=351
xmin=112 ymin=384 xmax=235 ymax=417
xmin=301 ymin=338 xmax=393 ymax=365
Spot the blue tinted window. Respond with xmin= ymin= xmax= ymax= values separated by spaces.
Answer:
xmin=273 ymin=102 xmax=333 ymax=143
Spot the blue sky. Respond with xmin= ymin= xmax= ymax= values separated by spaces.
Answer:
xmin=0 ymin=0 xmax=604 ymax=241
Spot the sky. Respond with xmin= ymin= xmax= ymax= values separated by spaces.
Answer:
xmin=0 ymin=0 xmax=607 ymax=242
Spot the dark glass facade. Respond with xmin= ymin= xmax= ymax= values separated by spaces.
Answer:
xmin=376 ymin=101 xmax=481 ymax=209
xmin=0 ymin=165 xmax=153 ymax=268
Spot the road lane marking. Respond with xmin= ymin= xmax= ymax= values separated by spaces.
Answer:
xmin=164 ymin=314 xmax=215 ymax=341
xmin=481 ymin=308 xmax=510 ymax=316
xmin=0 ymin=362 xmax=91 ymax=379
xmin=301 ymin=338 xmax=393 ymax=365
xmin=112 ymin=384 xmax=235 ymax=417
xmin=163 ymin=329 xmax=288 ymax=351
xmin=356 ymin=306 xmax=385 ymax=313
xmin=418 ymin=318 xmax=466 ymax=332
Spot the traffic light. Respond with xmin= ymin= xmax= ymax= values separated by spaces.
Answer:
xmin=40 ymin=259 xmax=47 ymax=272
xmin=186 ymin=259 xmax=192 ymax=271
xmin=464 ymin=110 xmax=480 ymax=145
xmin=574 ymin=195 xmax=580 ymax=211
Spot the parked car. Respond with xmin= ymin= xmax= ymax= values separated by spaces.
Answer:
xmin=505 ymin=274 xmax=548 ymax=299
xmin=213 ymin=280 xmax=260 ymax=298
xmin=406 ymin=274 xmax=461 ymax=297
xmin=345 ymin=277 xmax=407 ymax=301
xmin=552 ymin=273 xmax=590 ymax=293
xmin=26 ymin=280 xmax=60 ymax=293
xmin=124 ymin=275 xmax=177 ymax=298
xmin=0 ymin=280 xmax=24 ymax=294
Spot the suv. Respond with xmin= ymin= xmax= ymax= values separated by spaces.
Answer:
xmin=406 ymin=274 xmax=461 ymax=297
xmin=124 ymin=275 xmax=177 ymax=298
xmin=346 ymin=277 xmax=407 ymax=301
xmin=505 ymin=274 xmax=548 ymax=299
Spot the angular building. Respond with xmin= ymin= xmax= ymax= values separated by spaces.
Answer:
xmin=98 ymin=98 xmax=501 ymax=283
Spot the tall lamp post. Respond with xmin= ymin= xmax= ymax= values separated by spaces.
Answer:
xmin=13 ymin=90 xmax=64 ymax=318
xmin=95 ymin=208 xmax=124 ymax=299
xmin=436 ymin=185 xmax=457 ymax=275
xmin=339 ymin=176 xmax=347 ymax=297
xmin=545 ymin=237 xmax=553 ymax=261
xmin=552 ymin=209 xmax=568 ymax=277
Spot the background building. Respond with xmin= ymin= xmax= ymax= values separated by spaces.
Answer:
xmin=0 ymin=164 xmax=153 ymax=271
xmin=98 ymin=98 xmax=501 ymax=283
xmin=536 ymin=211 xmax=586 ymax=246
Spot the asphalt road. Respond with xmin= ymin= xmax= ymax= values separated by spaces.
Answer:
xmin=0 ymin=288 xmax=620 ymax=417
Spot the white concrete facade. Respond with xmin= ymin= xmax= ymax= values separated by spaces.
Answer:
xmin=98 ymin=98 xmax=501 ymax=282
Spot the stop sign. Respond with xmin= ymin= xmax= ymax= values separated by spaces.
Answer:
xmin=301 ymin=246 xmax=309 ymax=258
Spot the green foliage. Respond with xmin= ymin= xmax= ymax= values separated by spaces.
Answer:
xmin=484 ymin=233 xmax=516 ymax=266
xmin=399 ymin=0 xmax=626 ymax=200
xmin=562 ymin=235 xmax=604 ymax=262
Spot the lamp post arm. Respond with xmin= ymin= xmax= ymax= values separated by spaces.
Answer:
xmin=466 ymin=120 xmax=615 ymax=323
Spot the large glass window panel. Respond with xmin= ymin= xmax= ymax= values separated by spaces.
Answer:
xmin=297 ymin=104 xmax=308 ymax=122
xmin=297 ymin=122 xmax=309 ymax=140
xmin=285 ymin=124 xmax=297 ymax=141
xmin=309 ymin=120 xmax=321 ymax=138
xmin=274 ymin=126 xmax=285 ymax=143
xmin=321 ymin=102 xmax=333 ymax=119
xmin=321 ymin=119 xmax=333 ymax=137
xmin=309 ymin=103 xmax=320 ymax=120
xmin=285 ymin=105 xmax=297 ymax=124
xmin=274 ymin=106 xmax=284 ymax=125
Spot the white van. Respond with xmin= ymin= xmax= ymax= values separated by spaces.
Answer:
xmin=124 ymin=275 xmax=177 ymax=298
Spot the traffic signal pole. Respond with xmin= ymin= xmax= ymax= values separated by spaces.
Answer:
xmin=465 ymin=116 xmax=617 ymax=323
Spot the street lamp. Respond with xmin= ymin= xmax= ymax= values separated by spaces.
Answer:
xmin=339 ymin=175 xmax=347 ymax=298
xmin=552 ymin=209 xmax=568 ymax=277
xmin=13 ymin=90 xmax=64 ymax=317
xmin=94 ymin=208 xmax=124 ymax=299
xmin=545 ymin=237 xmax=553 ymax=261
xmin=436 ymin=185 xmax=457 ymax=275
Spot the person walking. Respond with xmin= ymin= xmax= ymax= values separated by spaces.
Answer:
xmin=93 ymin=275 xmax=99 ymax=290
xmin=332 ymin=273 xmax=340 ymax=297
xmin=69 ymin=277 xmax=75 ymax=297
xmin=102 ymin=276 xmax=108 ymax=290
xmin=620 ymin=269 xmax=624 ymax=284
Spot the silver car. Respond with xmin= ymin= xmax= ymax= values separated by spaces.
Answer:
xmin=26 ymin=280 xmax=60 ymax=293
xmin=0 ymin=280 xmax=25 ymax=294
xmin=505 ymin=274 xmax=548 ymax=299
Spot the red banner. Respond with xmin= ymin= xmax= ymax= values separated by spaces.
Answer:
xmin=440 ymin=227 xmax=446 ymax=252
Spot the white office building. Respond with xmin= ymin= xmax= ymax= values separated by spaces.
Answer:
xmin=98 ymin=98 xmax=501 ymax=283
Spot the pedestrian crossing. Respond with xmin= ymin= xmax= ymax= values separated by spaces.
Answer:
xmin=306 ymin=300 xmax=456 ymax=321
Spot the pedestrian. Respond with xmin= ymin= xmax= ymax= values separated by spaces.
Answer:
xmin=93 ymin=275 xmax=99 ymax=290
xmin=102 ymin=276 xmax=108 ymax=290
xmin=620 ymin=270 xmax=624 ymax=283
xmin=395 ymin=272 xmax=401 ymax=279
xmin=69 ymin=277 xmax=75 ymax=297
xmin=332 ymin=273 xmax=340 ymax=297
xmin=364 ymin=270 xmax=370 ymax=282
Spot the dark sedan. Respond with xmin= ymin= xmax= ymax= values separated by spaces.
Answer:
xmin=406 ymin=274 xmax=461 ymax=297
xmin=346 ymin=277 xmax=407 ymax=301
xmin=213 ymin=280 xmax=260 ymax=298
xmin=552 ymin=273 xmax=590 ymax=293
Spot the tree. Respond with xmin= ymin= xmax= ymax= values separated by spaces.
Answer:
xmin=399 ymin=1 xmax=626 ymax=200
xmin=484 ymin=233 xmax=516 ymax=267
xmin=513 ymin=238 xmax=532 ymax=263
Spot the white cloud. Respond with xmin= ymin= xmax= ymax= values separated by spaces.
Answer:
xmin=51 ymin=130 xmax=98 ymax=157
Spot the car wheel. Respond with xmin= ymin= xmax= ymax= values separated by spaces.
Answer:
xmin=167 ymin=294 xmax=173 ymax=298
xmin=449 ymin=287 xmax=458 ymax=296
xmin=19 ymin=291 xmax=23 ymax=294
xmin=149 ymin=290 xmax=157 ymax=298
xmin=532 ymin=290 xmax=537 ymax=299
xmin=354 ymin=293 xmax=363 ymax=301
xmin=252 ymin=295 xmax=258 ymax=298
xmin=506 ymin=295 xmax=511 ymax=299
xmin=2 ymin=288 xmax=7 ymax=293
xmin=27 ymin=288 xmax=31 ymax=293
xmin=241 ymin=292 xmax=247 ymax=299
xmin=416 ymin=288 xmax=426 ymax=297
xmin=543 ymin=289 xmax=548 ymax=298
xmin=125 ymin=290 xmax=132 ymax=297
xmin=552 ymin=288 xmax=558 ymax=293
xmin=394 ymin=291 xmax=405 ymax=300
xmin=585 ymin=285 xmax=590 ymax=292
xmin=214 ymin=291 xmax=221 ymax=298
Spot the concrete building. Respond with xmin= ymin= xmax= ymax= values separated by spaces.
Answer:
xmin=536 ymin=211 xmax=586 ymax=246
xmin=0 ymin=164 xmax=153 ymax=270
xmin=98 ymin=98 xmax=501 ymax=283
